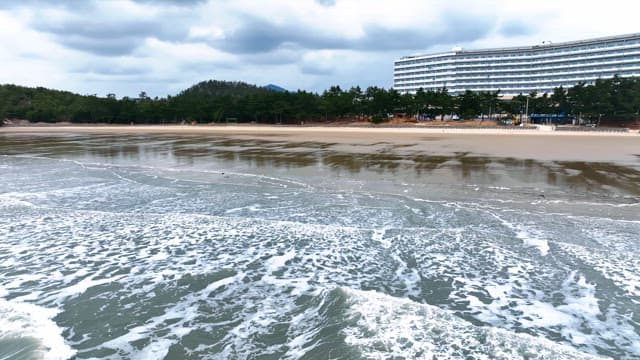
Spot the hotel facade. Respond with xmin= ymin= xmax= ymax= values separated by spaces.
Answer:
xmin=393 ymin=33 xmax=640 ymax=97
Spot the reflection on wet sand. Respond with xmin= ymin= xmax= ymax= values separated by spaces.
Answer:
xmin=2 ymin=133 xmax=639 ymax=197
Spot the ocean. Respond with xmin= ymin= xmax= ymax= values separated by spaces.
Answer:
xmin=0 ymin=132 xmax=638 ymax=359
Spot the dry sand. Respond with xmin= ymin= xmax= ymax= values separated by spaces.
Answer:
xmin=2 ymin=125 xmax=639 ymax=164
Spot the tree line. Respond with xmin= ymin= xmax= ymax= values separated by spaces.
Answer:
xmin=2 ymin=76 xmax=640 ymax=126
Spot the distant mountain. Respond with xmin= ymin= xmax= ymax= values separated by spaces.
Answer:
xmin=178 ymin=80 xmax=267 ymax=97
xmin=263 ymin=84 xmax=288 ymax=93
xmin=178 ymin=80 xmax=288 ymax=98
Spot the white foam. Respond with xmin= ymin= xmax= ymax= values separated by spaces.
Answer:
xmin=133 ymin=338 xmax=173 ymax=360
xmin=2 ymin=152 xmax=637 ymax=359
xmin=4 ymin=274 xmax=46 ymax=290
xmin=342 ymin=287 xmax=601 ymax=359
xmin=285 ymin=319 xmax=320 ymax=358
xmin=266 ymin=249 xmax=296 ymax=273
xmin=0 ymin=193 xmax=37 ymax=208
xmin=97 ymin=272 xmax=243 ymax=356
xmin=461 ymin=263 xmax=640 ymax=355
xmin=371 ymin=228 xmax=391 ymax=248
xmin=518 ymin=230 xmax=550 ymax=256
xmin=149 ymin=250 xmax=169 ymax=261
xmin=488 ymin=186 xmax=512 ymax=190
xmin=390 ymin=252 xmax=421 ymax=298
xmin=535 ymin=199 xmax=640 ymax=209
xmin=488 ymin=210 xmax=551 ymax=256
xmin=48 ymin=275 xmax=122 ymax=304
xmin=0 ymin=298 xmax=76 ymax=360
xmin=72 ymin=245 xmax=87 ymax=256
xmin=558 ymin=242 xmax=640 ymax=298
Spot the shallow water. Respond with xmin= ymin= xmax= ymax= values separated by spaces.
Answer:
xmin=0 ymin=133 xmax=639 ymax=359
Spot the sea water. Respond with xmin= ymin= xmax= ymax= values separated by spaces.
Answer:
xmin=0 ymin=133 xmax=639 ymax=359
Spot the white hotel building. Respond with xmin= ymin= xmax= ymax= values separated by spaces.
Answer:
xmin=393 ymin=33 xmax=640 ymax=97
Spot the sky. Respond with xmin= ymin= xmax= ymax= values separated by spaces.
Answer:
xmin=1 ymin=0 xmax=639 ymax=98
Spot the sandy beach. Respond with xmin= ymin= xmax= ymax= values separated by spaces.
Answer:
xmin=1 ymin=124 xmax=639 ymax=164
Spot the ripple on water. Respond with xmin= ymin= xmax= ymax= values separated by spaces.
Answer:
xmin=0 ymin=155 xmax=639 ymax=359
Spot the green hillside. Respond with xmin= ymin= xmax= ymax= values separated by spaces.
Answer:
xmin=2 ymin=77 xmax=639 ymax=126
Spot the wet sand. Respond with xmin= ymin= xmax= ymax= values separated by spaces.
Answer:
xmin=2 ymin=125 xmax=639 ymax=165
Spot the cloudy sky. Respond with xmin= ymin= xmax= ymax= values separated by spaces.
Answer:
xmin=1 ymin=0 xmax=639 ymax=97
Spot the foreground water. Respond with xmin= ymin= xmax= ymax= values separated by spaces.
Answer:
xmin=0 ymin=133 xmax=639 ymax=359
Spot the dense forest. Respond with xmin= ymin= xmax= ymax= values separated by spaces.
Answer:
xmin=1 ymin=76 xmax=640 ymax=126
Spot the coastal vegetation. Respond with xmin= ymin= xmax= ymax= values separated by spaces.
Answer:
xmin=1 ymin=76 xmax=640 ymax=126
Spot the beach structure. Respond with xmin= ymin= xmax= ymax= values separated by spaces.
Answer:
xmin=394 ymin=33 xmax=640 ymax=97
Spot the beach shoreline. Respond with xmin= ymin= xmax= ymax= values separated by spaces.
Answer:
xmin=2 ymin=124 xmax=639 ymax=164
xmin=1 ymin=123 xmax=639 ymax=135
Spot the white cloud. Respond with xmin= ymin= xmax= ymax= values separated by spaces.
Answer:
xmin=0 ymin=10 xmax=77 ymax=89
xmin=0 ymin=0 xmax=639 ymax=97
xmin=299 ymin=50 xmax=338 ymax=75
xmin=188 ymin=25 xmax=225 ymax=41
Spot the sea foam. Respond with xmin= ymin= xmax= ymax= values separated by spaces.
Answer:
xmin=0 ymin=298 xmax=76 ymax=360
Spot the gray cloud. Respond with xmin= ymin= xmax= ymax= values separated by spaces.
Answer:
xmin=355 ymin=22 xmax=489 ymax=51
xmin=0 ymin=0 xmax=203 ymax=8
xmin=132 ymin=0 xmax=205 ymax=4
xmin=499 ymin=21 xmax=534 ymax=37
xmin=215 ymin=17 xmax=343 ymax=54
xmin=178 ymin=57 xmax=239 ymax=74
xmin=216 ymin=18 xmax=298 ymax=53
xmin=57 ymin=36 xmax=142 ymax=56
xmin=315 ymin=0 xmax=336 ymax=6
xmin=216 ymin=14 xmax=493 ymax=55
xmin=299 ymin=62 xmax=335 ymax=76
xmin=37 ymin=18 xmax=179 ymax=40
xmin=16 ymin=1 xmax=496 ymax=63
xmin=3 ymin=0 xmax=552 ymax=98
xmin=34 ymin=15 xmax=191 ymax=56
xmin=238 ymin=48 xmax=302 ymax=65
xmin=0 ymin=0 xmax=97 ymax=14
xmin=72 ymin=63 xmax=151 ymax=76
